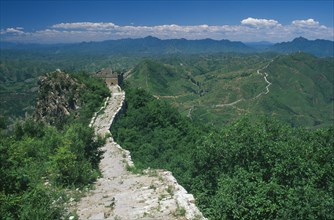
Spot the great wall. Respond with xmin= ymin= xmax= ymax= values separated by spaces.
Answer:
xmin=73 ymin=84 xmax=206 ymax=219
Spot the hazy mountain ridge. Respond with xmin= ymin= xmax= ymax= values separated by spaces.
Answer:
xmin=1 ymin=36 xmax=333 ymax=57
xmin=0 ymin=36 xmax=254 ymax=55
xmin=268 ymin=37 xmax=334 ymax=57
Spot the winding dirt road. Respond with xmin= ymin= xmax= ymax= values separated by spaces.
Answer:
xmin=253 ymin=61 xmax=273 ymax=99
xmin=216 ymin=60 xmax=274 ymax=107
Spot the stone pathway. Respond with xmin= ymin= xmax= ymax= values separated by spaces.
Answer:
xmin=74 ymin=85 xmax=206 ymax=220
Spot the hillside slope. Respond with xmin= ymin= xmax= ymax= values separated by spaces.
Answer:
xmin=256 ymin=53 xmax=334 ymax=127
xmin=127 ymin=53 xmax=333 ymax=128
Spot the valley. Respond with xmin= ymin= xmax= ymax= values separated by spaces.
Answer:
xmin=1 ymin=37 xmax=333 ymax=128
xmin=127 ymin=52 xmax=333 ymax=128
xmin=0 ymin=36 xmax=333 ymax=220
xmin=1 ymin=0 xmax=334 ymax=218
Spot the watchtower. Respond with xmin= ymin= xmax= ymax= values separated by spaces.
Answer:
xmin=95 ymin=68 xmax=123 ymax=86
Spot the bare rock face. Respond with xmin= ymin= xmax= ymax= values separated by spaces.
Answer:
xmin=34 ymin=71 xmax=85 ymax=126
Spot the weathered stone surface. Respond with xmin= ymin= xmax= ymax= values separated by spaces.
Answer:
xmin=74 ymin=85 xmax=206 ymax=220
xmin=34 ymin=71 xmax=84 ymax=126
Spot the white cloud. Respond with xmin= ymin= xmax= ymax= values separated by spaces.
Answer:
xmin=292 ymin=18 xmax=319 ymax=27
xmin=52 ymin=22 xmax=118 ymax=30
xmin=241 ymin=17 xmax=280 ymax=27
xmin=1 ymin=18 xmax=333 ymax=43
xmin=0 ymin=27 xmax=25 ymax=35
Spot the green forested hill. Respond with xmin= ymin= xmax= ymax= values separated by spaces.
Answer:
xmin=257 ymin=53 xmax=334 ymax=127
xmin=112 ymin=87 xmax=334 ymax=220
xmin=127 ymin=53 xmax=334 ymax=128
xmin=128 ymin=53 xmax=271 ymax=125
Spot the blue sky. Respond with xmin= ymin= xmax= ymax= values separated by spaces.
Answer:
xmin=1 ymin=0 xmax=333 ymax=43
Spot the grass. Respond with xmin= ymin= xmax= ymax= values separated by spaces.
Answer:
xmin=125 ymin=164 xmax=143 ymax=174
xmin=149 ymin=184 xmax=157 ymax=191
xmin=166 ymin=185 xmax=174 ymax=196
xmin=145 ymin=169 xmax=158 ymax=177
xmin=173 ymin=203 xmax=186 ymax=217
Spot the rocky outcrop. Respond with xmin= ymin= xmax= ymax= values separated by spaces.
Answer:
xmin=74 ymin=85 xmax=206 ymax=220
xmin=34 ymin=71 xmax=84 ymax=126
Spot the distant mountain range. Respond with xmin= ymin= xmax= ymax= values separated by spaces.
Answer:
xmin=0 ymin=36 xmax=333 ymax=57
xmin=0 ymin=36 xmax=253 ymax=55
xmin=268 ymin=37 xmax=334 ymax=57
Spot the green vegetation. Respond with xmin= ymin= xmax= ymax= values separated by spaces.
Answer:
xmin=68 ymin=72 xmax=110 ymax=125
xmin=2 ymin=49 xmax=331 ymax=128
xmin=128 ymin=53 xmax=271 ymax=126
xmin=0 ymin=72 xmax=108 ymax=219
xmin=1 ymin=44 xmax=333 ymax=219
xmin=261 ymin=53 xmax=334 ymax=127
xmin=127 ymin=53 xmax=333 ymax=128
xmin=111 ymin=87 xmax=204 ymax=183
xmin=112 ymin=86 xmax=334 ymax=219
xmin=193 ymin=119 xmax=334 ymax=219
